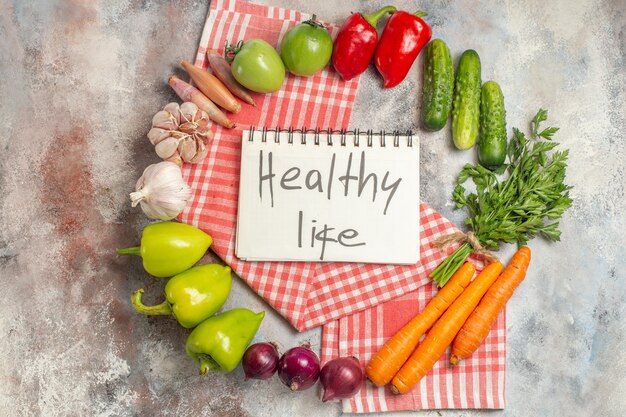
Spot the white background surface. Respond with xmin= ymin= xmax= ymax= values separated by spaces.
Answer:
xmin=0 ymin=0 xmax=624 ymax=416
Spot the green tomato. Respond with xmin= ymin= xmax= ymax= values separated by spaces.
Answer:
xmin=280 ymin=16 xmax=333 ymax=77
xmin=229 ymin=39 xmax=285 ymax=93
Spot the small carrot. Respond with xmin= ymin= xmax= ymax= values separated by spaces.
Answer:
xmin=180 ymin=60 xmax=242 ymax=113
xmin=207 ymin=51 xmax=257 ymax=107
xmin=366 ymin=262 xmax=476 ymax=387
xmin=450 ymin=246 xmax=531 ymax=365
xmin=168 ymin=75 xmax=235 ymax=129
xmin=391 ymin=260 xmax=504 ymax=394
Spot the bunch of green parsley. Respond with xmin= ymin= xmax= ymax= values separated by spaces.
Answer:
xmin=431 ymin=109 xmax=573 ymax=286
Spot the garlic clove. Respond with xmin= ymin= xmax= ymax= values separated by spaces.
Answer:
xmin=155 ymin=136 xmax=180 ymax=159
xmin=178 ymin=137 xmax=198 ymax=163
xmin=165 ymin=151 xmax=182 ymax=166
xmin=196 ymin=109 xmax=210 ymax=125
xmin=196 ymin=113 xmax=211 ymax=134
xmin=189 ymin=139 xmax=208 ymax=163
xmin=178 ymin=121 xmax=198 ymax=135
xmin=163 ymin=102 xmax=181 ymax=125
xmin=180 ymin=102 xmax=199 ymax=123
xmin=152 ymin=110 xmax=178 ymax=130
xmin=170 ymin=130 xmax=186 ymax=139
xmin=147 ymin=127 xmax=172 ymax=145
xmin=196 ymin=125 xmax=212 ymax=138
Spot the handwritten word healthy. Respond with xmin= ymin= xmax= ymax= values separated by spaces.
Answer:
xmin=258 ymin=150 xmax=402 ymax=215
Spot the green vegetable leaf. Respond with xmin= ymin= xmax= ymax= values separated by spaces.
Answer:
xmin=540 ymin=222 xmax=562 ymax=241
xmin=432 ymin=109 xmax=573 ymax=286
xmin=533 ymin=109 xmax=548 ymax=124
xmin=453 ymin=109 xmax=572 ymax=252
xmin=532 ymin=108 xmax=548 ymax=137
xmin=539 ymin=127 xmax=559 ymax=140
xmin=492 ymin=164 xmax=508 ymax=175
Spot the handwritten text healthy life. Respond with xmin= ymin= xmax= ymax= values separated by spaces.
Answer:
xmin=257 ymin=149 xmax=403 ymax=260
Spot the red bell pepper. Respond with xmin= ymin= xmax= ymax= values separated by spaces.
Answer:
xmin=331 ymin=6 xmax=397 ymax=81
xmin=374 ymin=11 xmax=432 ymax=88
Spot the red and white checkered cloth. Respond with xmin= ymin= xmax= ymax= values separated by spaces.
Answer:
xmin=179 ymin=0 xmax=506 ymax=411
xmin=321 ymin=262 xmax=507 ymax=412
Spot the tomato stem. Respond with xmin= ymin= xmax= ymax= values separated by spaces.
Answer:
xmin=224 ymin=40 xmax=244 ymax=63
xmin=304 ymin=14 xmax=325 ymax=28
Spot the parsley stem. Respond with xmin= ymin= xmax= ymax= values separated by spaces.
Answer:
xmin=429 ymin=243 xmax=473 ymax=287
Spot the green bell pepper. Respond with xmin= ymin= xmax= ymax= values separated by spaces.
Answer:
xmin=117 ymin=221 xmax=212 ymax=278
xmin=131 ymin=264 xmax=232 ymax=328
xmin=186 ymin=308 xmax=265 ymax=374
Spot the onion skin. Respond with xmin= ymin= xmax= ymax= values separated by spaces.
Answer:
xmin=277 ymin=346 xmax=320 ymax=391
xmin=242 ymin=342 xmax=279 ymax=380
xmin=320 ymin=357 xmax=364 ymax=401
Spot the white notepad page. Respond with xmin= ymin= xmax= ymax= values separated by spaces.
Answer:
xmin=236 ymin=129 xmax=420 ymax=264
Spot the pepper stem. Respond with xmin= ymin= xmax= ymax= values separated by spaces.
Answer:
xmin=363 ymin=5 xmax=397 ymax=28
xmin=197 ymin=354 xmax=221 ymax=375
xmin=116 ymin=246 xmax=141 ymax=256
xmin=131 ymin=289 xmax=173 ymax=316
xmin=414 ymin=11 xmax=428 ymax=18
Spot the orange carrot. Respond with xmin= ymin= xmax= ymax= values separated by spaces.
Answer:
xmin=207 ymin=51 xmax=257 ymax=107
xmin=390 ymin=261 xmax=504 ymax=394
xmin=180 ymin=60 xmax=242 ymax=113
xmin=366 ymin=262 xmax=476 ymax=387
xmin=450 ymin=246 xmax=531 ymax=365
xmin=168 ymin=75 xmax=235 ymax=129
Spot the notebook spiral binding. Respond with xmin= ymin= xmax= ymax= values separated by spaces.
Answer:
xmin=248 ymin=127 xmax=414 ymax=147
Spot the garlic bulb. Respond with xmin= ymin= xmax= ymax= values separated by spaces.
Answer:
xmin=147 ymin=102 xmax=212 ymax=165
xmin=130 ymin=161 xmax=193 ymax=220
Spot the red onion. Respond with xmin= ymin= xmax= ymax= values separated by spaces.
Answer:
xmin=277 ymin=345 xmax=320 ymax=391
xmin=320 ymin=356 xmax=364 ymax=401
xmin=242 ymin=342 xmax=280 ymax=380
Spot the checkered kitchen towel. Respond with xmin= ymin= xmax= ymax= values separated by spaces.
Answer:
xmin=179 ymin=0 xmax=506 ymax=410
xmin=179 ymin=0 xmax=449 ymax=331
xmin=179 ymin=0 xmax=362 ymax=331
xmin=321 ymin=262 xmax=507 ymax=413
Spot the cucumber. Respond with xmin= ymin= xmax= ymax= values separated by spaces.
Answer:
xmin=451 ymin=49 xmax=481 ymax=150
xmin=478 ymin=81 xmax=507 ymax=169
xmin=421 ymin=39 xmax=454 ymax=131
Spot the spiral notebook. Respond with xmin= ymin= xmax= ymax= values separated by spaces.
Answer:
xmin=235 ymin=128 xmax=420 ymax=264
